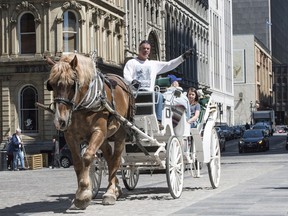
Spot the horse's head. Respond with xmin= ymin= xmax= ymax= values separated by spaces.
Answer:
xmin=46 ymin=54 xmax=93 ymax=131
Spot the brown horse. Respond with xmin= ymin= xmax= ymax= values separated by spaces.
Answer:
xmin=46 ymin=54 xmax=134 ymax=209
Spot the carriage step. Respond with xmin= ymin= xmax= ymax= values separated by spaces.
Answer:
xmin=125 ymin=144 xmax=160 ymax=153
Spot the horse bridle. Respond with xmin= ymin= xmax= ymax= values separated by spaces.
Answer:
xmin=53 ymin=80 xmax=79 ymax=112
xmin=50 ymin=71 xmax=105 ymax=114
xmin=54 ymin=97 xmax=75 ymax=108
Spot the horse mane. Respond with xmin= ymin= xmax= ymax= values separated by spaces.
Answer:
xmin=49 ymin=54 xmax=94 ymax=88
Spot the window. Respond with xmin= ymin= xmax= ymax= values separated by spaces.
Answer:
xmin=63 ymin=11 xmax=78 ymax=52
xmin=20 ymin=86 xmax=38 ymax=133
xmin=20 ymin=13 xmax=36 ymax=54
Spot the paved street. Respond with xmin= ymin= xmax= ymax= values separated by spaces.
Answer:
xmin=0 ymin=135 xmax=287 ymax=216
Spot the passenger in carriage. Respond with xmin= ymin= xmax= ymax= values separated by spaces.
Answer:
xmin=187 ymin=87 xmax=201 ymax=128
xmin=163 ymin=74 xmax=190 ymax=118
xmin=123 ymin=40 xmax=193 ymax=127
xmin=167 ymin=74 xmax=183 ymax=90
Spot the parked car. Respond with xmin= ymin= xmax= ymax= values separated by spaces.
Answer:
xmin=216 ymin=124 xmax=233 ymax=140
xmin=215 ymin=127 xmax=226 ymax=152
xmin=251 ymin=124 xmax=270 ymax=136
xmin=219 ymin=125 xmax=233 ymax=140
xmin=254 ymin=122 xmax=273 ymax=136
xmin=59 ymin=144 xmax=73 ymax=168
xmin=238 ymin=129 xmax=269 ymax=153
xmin=231 ymin=125 xmax=243 ymax=139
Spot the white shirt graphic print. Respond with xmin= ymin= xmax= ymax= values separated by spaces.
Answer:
xmin=135 ymin=64 xmax=152 ymax=89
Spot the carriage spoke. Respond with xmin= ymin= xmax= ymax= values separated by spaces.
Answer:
xmin=122 ymin=166 xmax=139 ymax=190
xmin=166 ymin=136 xmax=184 ymax=199
xmin=208 ymin=128 xmax=221 ymax=189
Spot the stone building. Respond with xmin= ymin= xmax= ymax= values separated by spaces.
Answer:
xmin=232 ymin=0 xmax=288 ymax=125
xmin=124 ymin=0 xmax=209 ymax=90
xmin=209 ymin=0 xmax=234 ymax=125
xmin=233 ymin=35 xmax=272 ymax=125
xmin=0 ymin=0 xmax=126 ymax=149
xmin=273 ymin=64 xmax=288 ymax=124
xmin=0 ymin=0 xmax=212 ymax=150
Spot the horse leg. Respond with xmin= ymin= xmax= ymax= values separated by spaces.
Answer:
xmin=100 ymin=141 xmax=118 ymax=205
xmin=66 ymin=142 xmax=92 ymax=210
xmin=73 ymin=129 xmax=106 ymax=209
xmin=63 ymin=138 xmax=91 ymax=210
xmin=101 ymin=131 xmax=125 ymax=205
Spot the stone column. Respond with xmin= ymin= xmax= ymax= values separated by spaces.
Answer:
xmin=0 ymin=4 xmax=9 ymax=59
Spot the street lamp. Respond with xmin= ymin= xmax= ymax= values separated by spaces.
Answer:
xmin=217 ymin=103 xmax=223 ymax=125
xmin=250 ymin=101 xmax=253 ymax=125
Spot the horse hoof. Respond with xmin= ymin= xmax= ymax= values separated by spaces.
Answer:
xmin=74 ymin=189 xmax=92 ymax=210
xmin=74 ymin=198 xmax=90 ymax=210
xmin=102 ymin=193 xmax=117 ymax=205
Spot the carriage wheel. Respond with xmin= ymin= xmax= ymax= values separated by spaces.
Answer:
xmin=207 ymin=128 xmax=221 ymax=188
xmin=122 ymin=165 xmax=139 ymax=190
xmin=81 ymin=146 xmax=103 ymax=199
xmin=89 ymin=159 xmax=102 ymax=199
xmin=166 ymin=136 xmax=184 ymax=199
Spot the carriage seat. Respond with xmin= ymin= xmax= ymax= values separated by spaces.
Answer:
xmin=133 ymin=91 xmax=160 ymax=134
xmin=133 ymin=77 xmax=170 ymax=115
xmin=155 ymin=77 xmax=171 ymax=93
xmin=194 ymin=95 xmax=212 ymax=132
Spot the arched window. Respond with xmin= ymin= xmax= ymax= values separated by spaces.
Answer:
xmin=63 ymin=11 xmax=78 ymax=52
xmin=19 ymin=13 xmax=36 ymax=54
xmin=20 ymin=85 xmax=38 ymax=133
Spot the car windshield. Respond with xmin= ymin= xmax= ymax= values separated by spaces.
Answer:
xmin=253 ymin=125 xmax=266 ymax=129
xmin=243 ymin=130 xmax=263 ymax=138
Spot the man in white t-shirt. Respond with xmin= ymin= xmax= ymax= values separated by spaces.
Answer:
xmin=124 ymin=40 xmax=192 ymax=124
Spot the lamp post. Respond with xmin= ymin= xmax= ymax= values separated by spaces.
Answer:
xmin=250 ymin=101 xmax=253 ymax=125
xmin=217 ymin=103 xmax=223 ymax=125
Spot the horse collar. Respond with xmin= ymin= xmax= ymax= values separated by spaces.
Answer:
xmin=73 ymin=73 xmax=106 ymax=112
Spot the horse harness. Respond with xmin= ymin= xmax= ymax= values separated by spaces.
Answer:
xmin=51 ymin=65 xmax=134 ymax=119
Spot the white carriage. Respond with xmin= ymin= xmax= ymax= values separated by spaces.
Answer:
xmin=89 ymin=78 xmax=221 ymax=199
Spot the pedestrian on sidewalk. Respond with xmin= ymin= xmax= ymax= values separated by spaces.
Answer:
xmin=6 ymin=136 xmax=14 ymax=170
xmin=11 ymin=128 xmax=26 ymax=171
xmin=52 ymin=136 xmax=60 ymax=168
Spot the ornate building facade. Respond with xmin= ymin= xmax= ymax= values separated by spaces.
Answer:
xmin=0 ymin=0 xmax=125 ymax=147
xmin=124 ymin=0 xmax=209 ymax=89
xmin=0 ymin=0 xmax=211 ymax=148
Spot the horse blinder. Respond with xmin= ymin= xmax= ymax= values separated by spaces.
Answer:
xmin=46 ymin=80 xmax=53 ymax=91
